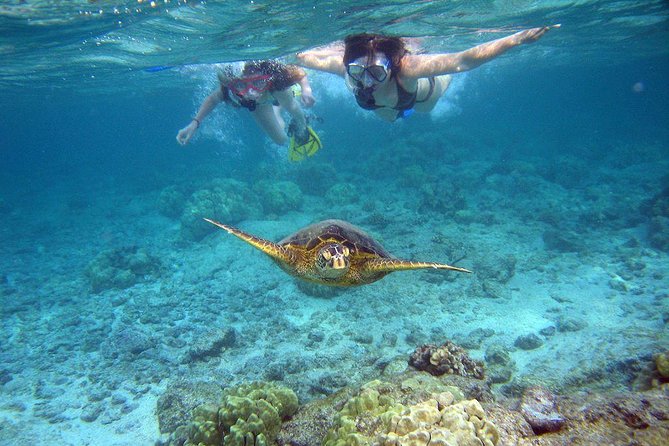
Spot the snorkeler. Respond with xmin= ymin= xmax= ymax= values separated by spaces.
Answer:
xmin=296 ymin=27 xmax=557 ymax=122
xmin=176 ymin=60 xmax=322 ymax=161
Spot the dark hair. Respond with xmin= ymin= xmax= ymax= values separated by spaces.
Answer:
xmin=343 ymin=33 xmax=408 ymax=77
xmin=243 ymin=60 xmax=304 ymax=91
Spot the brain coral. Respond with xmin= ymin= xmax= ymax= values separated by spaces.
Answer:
xmin=323 ymin=379 xmax=499 ymax=446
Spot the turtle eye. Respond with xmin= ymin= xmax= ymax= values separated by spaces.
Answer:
xmin=342 ymin=246 xmax=350 ymax=256
xmin=321 ymin=250 xmax=332 ymax=261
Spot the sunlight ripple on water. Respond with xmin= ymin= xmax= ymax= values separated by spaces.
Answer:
xmin=1 ymin=0 xmax=668 ymax=90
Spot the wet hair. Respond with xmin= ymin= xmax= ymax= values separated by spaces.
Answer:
xmin=217 ymin=60 xmax=305 ymax=92
xmin=343 ymin=33 xmax=408 ymax=78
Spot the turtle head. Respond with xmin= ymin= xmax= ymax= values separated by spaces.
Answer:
xmin=316 ymin=243 xmax=350 ymax=279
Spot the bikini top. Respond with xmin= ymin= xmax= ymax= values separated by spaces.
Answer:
xmin=354 ymin=77 xmax=436 ymax=118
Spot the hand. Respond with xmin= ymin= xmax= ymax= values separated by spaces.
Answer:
xmin=516 ymin=25 xmax=556 ymax=44
xmin=300 ymin=88 xmax=316 ymax=108
xmin=176 ymin=121 xmax=198 ymax=146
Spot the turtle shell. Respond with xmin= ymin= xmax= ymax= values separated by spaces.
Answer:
xmin=279 ymin=219 xmax=391 ymax=259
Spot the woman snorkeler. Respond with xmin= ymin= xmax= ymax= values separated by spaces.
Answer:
xmin=296 ymin=26 xmax=556 ymax=121
xmin=177 ymin=60 xmax=321 ymax=160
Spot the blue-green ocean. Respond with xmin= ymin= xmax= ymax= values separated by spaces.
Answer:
xmin=1 ymin=1 xmax=668 ymax=445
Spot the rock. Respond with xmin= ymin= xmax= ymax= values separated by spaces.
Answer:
xmin=543 ymin=229 xmax=583 ymax=252
xmin=381 ymin=332 xmax=398 ymax=347
xmin=353 ymin=333 xmax=373 ymax=345
xmin=184 ymin=327 xmax=236 ymax=363
xmin=481 ymin=279 xmax=510 ymax=299
xmin=296 ymin=280 xmax=346 ymax=298
xmin=155 ymin=380 xmax=225 ymax=434
xmin=609 ymin=274 xmax=630 ymax=292
xmin=514 ymin=333 xmax=544 ymax=350
xmin=474 ymin=253 xmax=517 ymax=283
xmin=456 ymin=328 xmax=495 ymax=350
xmin=519 ymin=386 xmax=566 ymax=434
xmin=556 ymin=316 xmax=588 ymax=332
xmin=485 ymin=344 xmax=516 ymax=384
xmin=408 ymin=341 xmax=484 ymax=379
xmin=307 ymin=330 xmax=325 ymax=343
xmin=80 ymin=403 xmax=103 ymax=422
xmin=113 ymin=327 xmax=156 ymax=356
xmin=648 ymin=216 xmax=669 ymax=251
xmin=0 ymin=369 xmax=12 ymax=386
xmin=539 ymin=326 xmax=556 ymax=337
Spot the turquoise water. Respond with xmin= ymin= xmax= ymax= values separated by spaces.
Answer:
xmin=1 ymin=1 xmax=668 ymax=445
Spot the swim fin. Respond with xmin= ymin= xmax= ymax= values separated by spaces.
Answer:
xmin=288 ymin=126 xmax=322 ymax=162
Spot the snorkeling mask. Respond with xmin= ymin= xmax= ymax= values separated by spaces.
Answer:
xmin=346 ymin=62 xmax=389 ymax=83
xmin=227 ymin=74 xmax=273 ymax=97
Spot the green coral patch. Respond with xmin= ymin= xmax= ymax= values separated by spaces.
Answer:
xmin=168 ymin=382 xmax=298 ymax=446
xmin=323 ymin=378 xmax=498 ymax=446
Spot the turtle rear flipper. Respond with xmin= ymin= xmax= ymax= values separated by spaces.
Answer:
xmin=363 ymin=258 xmax=471 ymax=274
xmin=204 ymin=218 xmax=293 ymax=264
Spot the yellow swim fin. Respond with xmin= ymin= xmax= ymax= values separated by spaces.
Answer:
xmin=288 ymin=126 xmax=322 ymax=162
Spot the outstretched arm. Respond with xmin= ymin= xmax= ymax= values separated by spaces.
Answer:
xmin=176 ymin=89 xmax=224 ymax=145
xmin=296 ymin=42 xmax=347 ymax=76
xmin=400 ymin=26 xmax=556 ymax=79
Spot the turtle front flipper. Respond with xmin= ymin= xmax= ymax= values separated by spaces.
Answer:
xmin=363 ymin=258 xmax=472 ymax=274
xmin=204 ymin=218 xmax=293 ymax=264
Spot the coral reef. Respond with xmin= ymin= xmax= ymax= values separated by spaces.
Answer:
xmin=162 ymin=382 xmax=298 ymax=446
xmin=408 ymin=341 xmax=485 ymax=379
xmin=180 ymin=178 xmax=262 ymax=241
xmin=292 ymin=162 xmax=338 ymax=195
xmin=325 ymin=183 xmax=359 ymax=206
xmin=157 ymin=185 xmax=187 ymax=219
xmin=418 ymin=181 xmax=466 ymax=216
xmin=276 ymin=372 xmax=669 ymax=446
xmin=85 ymin=246 xmax=161 ymax=293
xmin=399 ymin=164 xmax=428 ymax=188
xmin=254 ymin=180 xmax=303 ymax=215
xmin=655 ymin=351 xmax=669 ymax=378
xmin=321 ymin=378 xmax=498 ymax=446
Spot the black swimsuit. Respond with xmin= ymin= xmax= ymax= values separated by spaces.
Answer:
xmin=354 ymin=77 xmax=436 ymax=118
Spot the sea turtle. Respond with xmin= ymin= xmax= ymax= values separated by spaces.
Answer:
xmin=204 ymin=218 xmax=471 ymax=287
